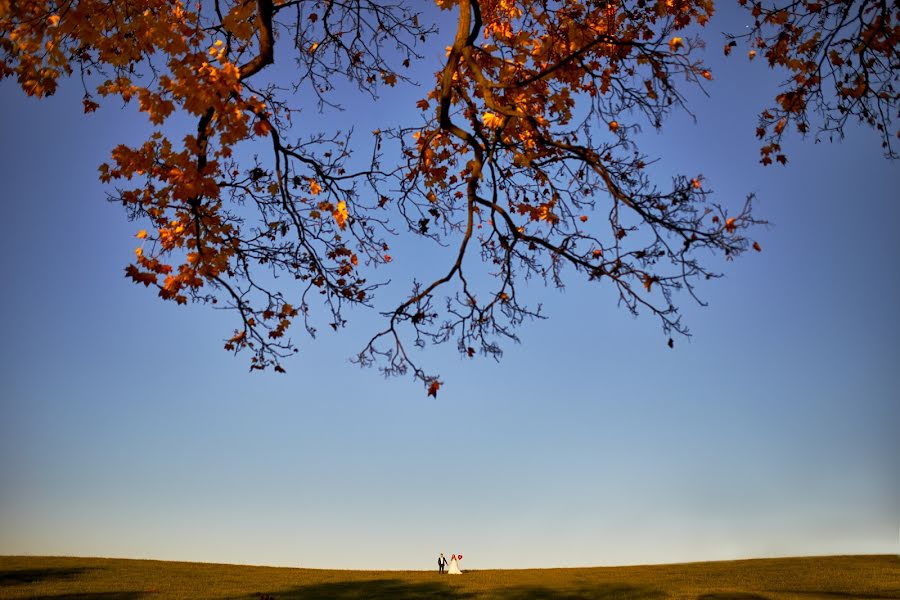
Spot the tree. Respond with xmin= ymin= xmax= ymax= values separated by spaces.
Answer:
xmin=1 ymin=0 xmax=896 ymax=394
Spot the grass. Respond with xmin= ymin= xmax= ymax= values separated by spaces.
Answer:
xmin=0 ymin=555 xmax=896 ymax=600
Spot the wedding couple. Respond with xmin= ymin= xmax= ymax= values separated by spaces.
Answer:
xmin=437 ymin=552 xmax=463 ymax=574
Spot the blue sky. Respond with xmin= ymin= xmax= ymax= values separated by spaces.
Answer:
xmin=0 ymin=3 xmax=897 ymax=570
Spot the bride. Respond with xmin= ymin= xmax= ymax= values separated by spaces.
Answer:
xmin=448 ymin=554 xmax=463 ymax=575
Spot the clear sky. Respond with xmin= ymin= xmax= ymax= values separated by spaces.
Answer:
xmin=0 ymin=3 xmax=897 ymax=570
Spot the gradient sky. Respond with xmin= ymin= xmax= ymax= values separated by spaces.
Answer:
xmin=0 ymin=3 xmax=897 ymax=570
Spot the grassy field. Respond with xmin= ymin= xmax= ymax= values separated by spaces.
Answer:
xmin=0 ymin=555 xmax=896 ymax=600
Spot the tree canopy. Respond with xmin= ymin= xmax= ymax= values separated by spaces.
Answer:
xmin=1 ymin=0 xmax=896 ymax=395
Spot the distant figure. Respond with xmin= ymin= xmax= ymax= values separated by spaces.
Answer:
xmin=438 ymin=552 xmax=447 ymax=574
xmin=448 ymin=553 xmax=462 ymax=575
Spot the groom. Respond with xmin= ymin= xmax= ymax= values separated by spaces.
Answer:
xmin=438 ymin=553 xmax=447 ymax=574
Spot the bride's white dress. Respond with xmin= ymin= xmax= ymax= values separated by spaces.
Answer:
xmin=448 ymin=556 xmax=462 ymax=575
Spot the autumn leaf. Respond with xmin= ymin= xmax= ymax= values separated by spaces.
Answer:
xmin=309 ymin=179 xmax=322 ymax=195
xmin=253 ymin=119 xmax=271 ymax=136
xmin=333 ymin=201 xmax=349 ymax=230
xmin=136 ymin=229 xmax=148 ymax=239
xmin=669 ymin=37 xmax=684 ymax=52
xmin=725 ymin=217 xmax=737 ymax=233
xmin=482 ymin=112 xmax=504 ymax=129
xmin=427 ymin=380 xmax=441 ymax=397
xmin=753 ymin=241 xmax=762 ymax=252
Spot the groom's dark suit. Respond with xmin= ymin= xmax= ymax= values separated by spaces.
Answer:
xmin=438 ymin=554 xmax=446 ymax=573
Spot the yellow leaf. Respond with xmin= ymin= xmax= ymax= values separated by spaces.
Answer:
xmin=669 ymin=37 xmax=684 ymax=52
xmin=309 ymin=179 xmax=322 ymax=195
xmin=333 ymin=201 xmax=349 ymax=230
xmin=482 ymin=112 xmax=504 ymax=129
xmin=136 ymin=229 xmax=148 ymax=239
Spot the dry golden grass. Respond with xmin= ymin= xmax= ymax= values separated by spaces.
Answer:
xmin=0 ymin=554 xmax=896 ymax=599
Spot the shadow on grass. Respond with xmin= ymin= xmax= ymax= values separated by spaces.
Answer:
xmin=14 ymin=594 xmax=147 ymax=600
xmin=233 ymin=579 xmax=474 ymax=599
xmin=497 ymin=583 xmax=665 ymax=600
xmin=697 ymin=594 xmax=771 ymax=600
xmin=235 ymin=579 xmax=664 ymax=600
xmin=773 ymin=591 xmax=900 ymax=599
xmin=0 ymin=568 xmax=94 ymax=587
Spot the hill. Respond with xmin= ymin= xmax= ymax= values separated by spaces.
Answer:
xmin=0 ymin=554 xmax=897 ymax=599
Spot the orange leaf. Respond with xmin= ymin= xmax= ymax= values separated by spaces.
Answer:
xmin=427 ymin=380 xmax=441 ymax=397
